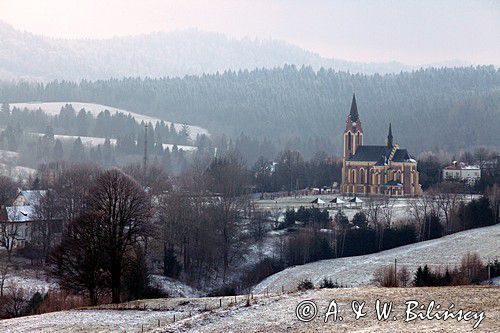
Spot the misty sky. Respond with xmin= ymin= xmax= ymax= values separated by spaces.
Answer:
xmin=0 ymin=0 xmax=498 ymax=65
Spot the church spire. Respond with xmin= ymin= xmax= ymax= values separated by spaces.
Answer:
xmin=349 ymin=93 xmax=359 ymax=122
xmin=387 ymin=123 xmax=393 ymax=148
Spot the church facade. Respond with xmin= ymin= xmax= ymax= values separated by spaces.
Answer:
xmin=341 ymin=94 xmax=421 ymax=196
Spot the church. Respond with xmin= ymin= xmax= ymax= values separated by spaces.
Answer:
xmin=341 ymin=94 xmax=421 ymax=196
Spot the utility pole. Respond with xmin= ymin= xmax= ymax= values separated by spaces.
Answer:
xmin=143 ymin=123 xmax=148 ymax=171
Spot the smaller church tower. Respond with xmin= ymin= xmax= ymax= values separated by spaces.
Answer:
xmin=387 ymin=123 xmax=393 ymax=148
xmin=343 ymin=93 xmax=363 ymax=159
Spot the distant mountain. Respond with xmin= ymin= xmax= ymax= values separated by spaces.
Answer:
xmin=0 ymin=21 xmax=468 ymax=81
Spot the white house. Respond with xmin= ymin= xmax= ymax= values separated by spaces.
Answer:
xmin=443 ymin=161 xmax=481 ymax=184
xmin=1 ymin=190 xmax=47 ymax=249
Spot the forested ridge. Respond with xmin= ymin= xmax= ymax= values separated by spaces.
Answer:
xmin=1 ymin=65 xmax=499 ymax=155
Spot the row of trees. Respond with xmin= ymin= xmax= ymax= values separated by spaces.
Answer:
xmin=374 ymin=252 xmax=499 ymax=288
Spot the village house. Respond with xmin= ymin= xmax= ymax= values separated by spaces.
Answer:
xmin=443 ymin=161 xmax=481 ymax=185
xmin=0 ymin=190 xmax=52 ymax=249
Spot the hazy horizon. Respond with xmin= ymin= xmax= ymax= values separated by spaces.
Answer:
xmin=0 ymin=0 xmax=498 ymax=66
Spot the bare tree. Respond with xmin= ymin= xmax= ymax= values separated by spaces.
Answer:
xmin=50 ymin=163 xmax=102 ymax=226
xmin=249 ymin=204 xmax=269 ymax=242
xmin=408 ymin=194 xmax=435 ymax=241
xmin=0 ymin=211 xmax=21 ymax=261
xmin=365 ymin=196 xmax=382 ymax=228
xmin=49 ymin=214 xmax=108 ymax=306
xmin=373 ymin=265 xmax=397 ymax=287
xmin=32 ymin=190 xmax=62 ymax=261
xmin=0 ymin=176 xmax=18 ymax=207
xmin=86 ymin=169 xmax=152 ymax=303
xmin=123 ymin=163 xmax=172 ymax=195
xmin=0 ymin=288 xmax=29 ymax=318
xmin=0 ymin=260 xmax=10 ymax=297
xmin=431 ymin=182 xmax=462 ymax=234
xmin=486 ymin=184 xmax=500 ymax=224
xmin=397 ymin=266 xmax=411 ymax=287
xmin=205 ymin=155 xmax=250 ymax=282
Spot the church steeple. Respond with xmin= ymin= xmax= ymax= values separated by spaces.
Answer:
xmin=343 ymin=94 xmax=363 ymax=159
xmin=349 ymin=93 xmax=359 ymax=122
xmin=387 ymin=123 xmax=393 ymax=148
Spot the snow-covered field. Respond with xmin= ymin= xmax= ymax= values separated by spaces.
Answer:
xmin=255 ymin=194 xmax=478 ymax=221
xmin=0 ymin=286 xmax=497 ymax=332
xmin=253 ymin=224 xmax=500 ymax=294
xmin=11 ymin=102 xmax=210 ymax=140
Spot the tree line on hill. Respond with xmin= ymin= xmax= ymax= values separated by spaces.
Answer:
xmin=1 ymin=65 xmax=498 ymax=157
xmin=0 ymin=102 xmax=192 ymax=145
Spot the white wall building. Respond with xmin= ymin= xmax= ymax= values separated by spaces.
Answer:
xmin=443 ymin=161 xmax=481 ymax=184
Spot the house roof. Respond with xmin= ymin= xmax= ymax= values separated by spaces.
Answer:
xmin=17 ymin=190 xmax=47 ymax=206
xmin=330 ymin=198 xmax=345 ymax=203
xmin=310 ymin=198 xmax=325 ymax=204
xmin=5 ymin=206 xmax=37 ymax=222
xmin=349 ymin=197 xmax=364 ymax=203
xmin=444 ymin=163 xmax=480 ymax=170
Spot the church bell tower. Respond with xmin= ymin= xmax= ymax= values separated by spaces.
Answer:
xmin=343 ymin=93 xmax=363 ymax=159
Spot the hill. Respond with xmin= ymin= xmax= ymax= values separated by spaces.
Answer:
xmin=1 ymin=67 xmax=499 ymax=155
xmin=253 ymin=223 xmax=500 ymax=294
xmin=10 ymin=102 xmax=209 ymax=140
xmin=0 ymin=21 xmax=460 ymax=81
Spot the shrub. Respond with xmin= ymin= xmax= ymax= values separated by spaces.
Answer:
xmin=319 ymin=278 xmax=340 ymax=289
xmin=373 ymin=266 xmax=398 ymax=287
xmin=297 ymin=279 xmax=314 ymax=291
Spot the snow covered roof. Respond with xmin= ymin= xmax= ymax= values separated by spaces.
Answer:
xmin=310 ymin=198 xmax=325 ymax=204
xmin=17 ymin=190 xmax=46 ymax=206
xmin=330 ymin=198 xmax=345 ymax=203
xmin=349 ymin=197 xmax=364 ymax=203
xmin=5 ymin=206 xmax=37 ymax=222
xmin=444 ymin=163 xmax=480 ymax=170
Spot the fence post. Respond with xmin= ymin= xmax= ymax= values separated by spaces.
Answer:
xmin=220 ymin=298 xmax=222 ymax=307
xmin=158 ymin=319 xmax=160 ymax=327
xmin=394 ymin=258 xmax=397 ymax=286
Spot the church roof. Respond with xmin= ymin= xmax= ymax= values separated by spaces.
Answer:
xmin=349 ymin=145 xmax=391 ymax=162
xmin=392 ymin=149 xmax=413 ymax=162
xmin=348 ymin=145 xmax=415 ymax=163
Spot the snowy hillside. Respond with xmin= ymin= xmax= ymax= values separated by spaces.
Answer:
xmin=29 ymin=133 xmax=198 ymax=151
xmin=253 ymin=224 xmax=500 ymax=294
xmin=11 ymin=102 xmax=210 ymax=140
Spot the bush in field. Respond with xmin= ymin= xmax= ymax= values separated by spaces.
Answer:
xmin=297 ymin=279 xmax=314 ymax=291
xmin=319 ymin=278 xmax=341 ymax=289
xmin=460 ymin=252 xmax=486 ymax=284
xmin=373 ymin=266 xmax=398 ymax=287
